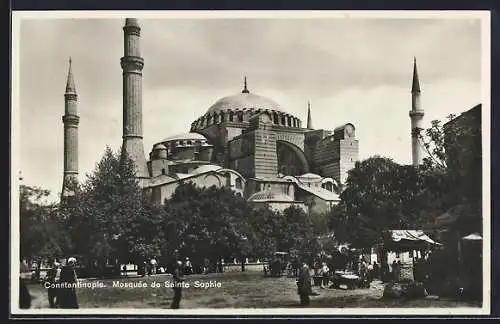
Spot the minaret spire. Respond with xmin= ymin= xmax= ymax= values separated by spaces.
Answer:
xmin=61 ymin=57 xmax=80 ymax=202
xmin=306 ymin=101 xmax=313 ymax=129
xmin=410 ymin=57 xmax=424 ymax=167
xmin=242 ymin=76 xmax=249 ymax=93
xmin=65 ymin=56 xmax=76 ymax=94
xmin=411 ymin=56 xmax=421 ymax=94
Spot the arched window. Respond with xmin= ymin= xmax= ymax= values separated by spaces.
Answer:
xmin=237 ymin=111 xmax=244 ymax=122
xmin=229 ymin=111 xmax=234 ymax=122
xmin=235 ymin=178 xmax=243 ymax=189
xmin=161 ymin=168 xmax=166 ymax=175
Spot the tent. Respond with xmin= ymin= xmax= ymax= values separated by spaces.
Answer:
xmin=383 ymin=230 xmax=442 ymax=252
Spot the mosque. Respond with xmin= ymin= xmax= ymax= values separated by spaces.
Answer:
xmin=61 ymin=18 xmax=424 ymax=215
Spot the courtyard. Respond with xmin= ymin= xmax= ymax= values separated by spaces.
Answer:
xmin=25 ymin=271 xmax=481 ymax=309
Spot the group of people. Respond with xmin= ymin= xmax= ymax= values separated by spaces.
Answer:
xmin=19 ymin=257 xmax=79 ymax=309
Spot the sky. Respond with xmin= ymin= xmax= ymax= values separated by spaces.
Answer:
xmin=13 ymin=12 xmax=486 ymax=202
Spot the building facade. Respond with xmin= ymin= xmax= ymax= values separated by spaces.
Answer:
xmin=62 ymin=18 xmax=368 ymax=214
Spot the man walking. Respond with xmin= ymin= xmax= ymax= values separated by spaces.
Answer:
xmin=58 ymin=257 xmax=79 ymax=308
xmin=297 ymin=263 xmax=312 ymax=306
xmin=171 ymin=260 xmax=184 ymax=309
xmin=46 ymin=261 xmax=61 ymax=308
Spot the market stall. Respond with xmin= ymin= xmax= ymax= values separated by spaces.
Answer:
xmin=381 ymin=230 xmax=442 ymax=282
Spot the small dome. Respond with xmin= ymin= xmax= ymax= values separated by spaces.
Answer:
xmin=248 ymin=189 xmax=294 ymax=202
xmin=157 ymin=132 xmax=208 ymax=143
xmin=206 ymin=92 xmax=286 ymax=115
xmin=297 ymin=173 xmax=322 ymax=179
xmin=153 ymin=143 xmax=167 ymax=150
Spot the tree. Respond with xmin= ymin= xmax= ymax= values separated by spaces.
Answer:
xmin=164 ymin=182 xmax=255 ymax=268
xmin=419 ymin=109 xmax=482 ymax=235
xmin=329 ymin=156 xmax=447 ymax=248
xmin=20 ymin=185 xmax=68 ymax=267
xmin=65 ymin=146 xmax=156 ymax=272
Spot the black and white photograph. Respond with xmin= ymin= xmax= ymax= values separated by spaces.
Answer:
xmin=11 ymin=10 xmax=491 ymax=316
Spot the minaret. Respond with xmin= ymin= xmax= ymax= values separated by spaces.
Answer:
xmin=120 ymin=18 xmax=149 ymax=184
xmin=61 ymin=57 xmax=79 ymax=200
xmin=306 ymin=101 xmax=313 ymax=129
xmin=410 ymin=57 xmax=425 ymax=166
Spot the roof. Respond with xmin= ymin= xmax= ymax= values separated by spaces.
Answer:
xmin=153 ymin=143 xmax=167 ymax=150
xmin=248 ymin=189 xmax=295 ymax=202
xmin=206 ymin=92 xmax=286 ymax=115
xmin=388 ymin=230 xmax=440 ymax=244
xmin=297 ymin=173 xmax=322 ymax=179
xmin=462 ymin=233 xmax=482 ymax=241
xmin=192 ymin=164 xmax=222 ymax=175
xmin=159 ymin=132 xmax=208 ymax=143
xmin=333 ymin=123 xmax=354 ymax=133
xmin=296 ymin=183 xmax=340 ymax=201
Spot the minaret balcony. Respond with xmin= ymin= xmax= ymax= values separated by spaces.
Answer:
xmin=62 ymin=115 xmax=80 ymax=125
xmin=409 ymin=110 xmax=424 ymax=118
xmin=120 ymin=56 xmax=144 ymax=72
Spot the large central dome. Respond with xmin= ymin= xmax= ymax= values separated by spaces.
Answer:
xmin=206 ymin=78 xmax=286 ymax=115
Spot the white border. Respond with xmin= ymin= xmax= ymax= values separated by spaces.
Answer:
xmin=10 ymin=10 xmax=491 ymax=317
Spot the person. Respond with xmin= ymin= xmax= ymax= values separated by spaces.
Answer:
xmin=320 ymin=262 xmax=330 ymax=289
xmin=58 ymin=257 xmax=79 ymax=308
xmin=395 ymin=260 xmax=402 ymax=282
xmin=203 ymin=258 xmax=210 ymax=274
xmin=19 ymin=262 xmax=32 ymax=309
xmin=184 ymin=257 xmax=193 ymax=275
xmin=122 ymin=264 xmax=128 ymax=277
xmin=297 ymin=263 xmax=312 ymax=306
xmin=46 ymin=261 xmax=61 ymax=308
xmin=391 ymin=260 xmax=398 ymax=281
xmin=171 ymin=260 xmax=184 ymax=309
xmin=150 ymin=258 xmax=157 ymax=275
xmin=359 ymin=258 xmax=368 ymax=287
xmin=372 ymin=261 xmax=380 ymax=280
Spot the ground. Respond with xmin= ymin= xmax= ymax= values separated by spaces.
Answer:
xmin=25 ymin=272 xmax=481 ymax=309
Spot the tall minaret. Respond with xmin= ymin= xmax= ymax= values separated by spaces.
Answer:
xmin=61 ymin=57 xmax=79 ymax=200
xmin=120 ymin=18 xmax=149 ymax=184
xmin=410 ymin=57 xmax=424 ymax=166
xmin=306 ymin=101 xmax=313 ymax=129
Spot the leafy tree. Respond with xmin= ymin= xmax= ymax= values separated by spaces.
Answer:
xmin=65 ymin=146 xmax=155 ymax=271
xmin=329 ymin=156 xmax=447 ymax=248
xmin=20 ymin=185 xmax=68 ymax=267
xmin=164 ymin=182 xmax=254 ymax=267
xmin=419 ymin=109 xmax=482 ymax=235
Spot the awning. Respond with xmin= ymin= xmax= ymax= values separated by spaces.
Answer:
xmin=390 ymin=230 xmax=441 ymax=245
xmin=462 ymin=233 xmax=482 ymax=241
xmin=383 ymin=230 xmax=442 ymax=252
